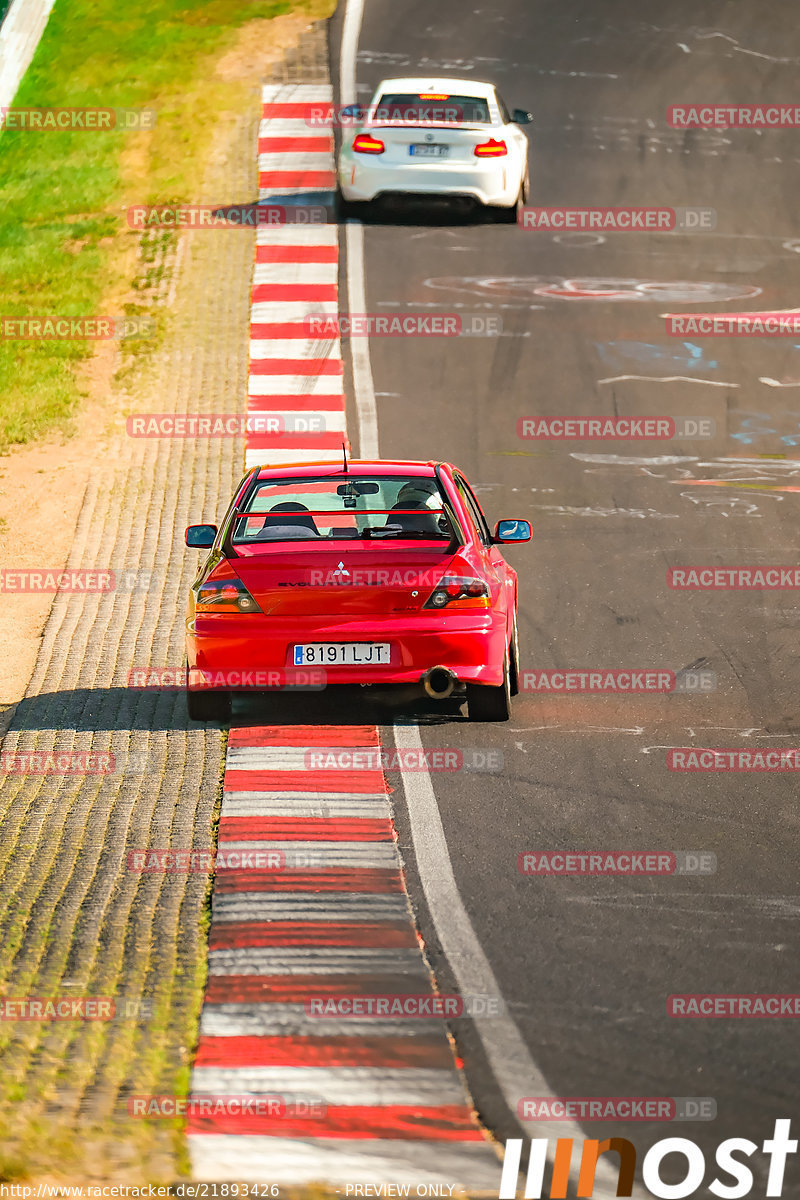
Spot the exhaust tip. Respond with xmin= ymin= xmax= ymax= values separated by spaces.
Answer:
xmin=422 ymin=665 xmax=457 ymax=700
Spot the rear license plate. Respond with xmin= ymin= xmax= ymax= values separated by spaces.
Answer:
xmin=410 ymin=144 xmax=449 ymax=158
xmin=293 ymin=642 xmax=391 ymax=666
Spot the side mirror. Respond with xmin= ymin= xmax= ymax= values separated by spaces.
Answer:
xmin=512 ymin=109 xmax=534 ymax=125
xmin=493 ymin=519 xmax=532 ymax=544
xmin=185 ymin=524 xmax=217 ymax=549
xmin=340 ymin=104 xmax=365 ymax=123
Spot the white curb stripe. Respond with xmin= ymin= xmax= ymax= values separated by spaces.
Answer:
xmin=254 ymin=260 xmax=338 ymax=284
xmin=258 ymin=150 xmax=333 ymax=171
xmin=190 ymin=1137 xmax=501 ymax=1188
xmin=193 ymin=1067 xmax=466 ymax=1106
xmin=200 ymin=1005 xmax=445 ymax=1039
xmin=255 ymin=224 xmax=337 ymax=246
xmin=218 ymin=842 xmax=397 ymax=868
xmin=208 ymin=947 xmax=425 ymax=975
xmin=210 ymin=892 xmax=410 ymax=921
xmin=227 ymin=746 xmax=380 ymax=769
xmin=249 ymin=338 xmax=342 ymax=359
xmin=251 ymin=299 xmax=338 ymax=321
xmin=262 ymin=83 xmax=334 ymax=103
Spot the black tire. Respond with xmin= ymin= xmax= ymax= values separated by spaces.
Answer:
xmin=187 ymin=687 xmax=231 ymax=723
xmin=466 ymin=648 xmax=512 ymax=721
xmin=493 ymin=168 xmax=529 ymax=224
xmin=336 ymin=190 xmax=367 ymax=222
xmin=509 ymin=612 xmax=520 ymax=697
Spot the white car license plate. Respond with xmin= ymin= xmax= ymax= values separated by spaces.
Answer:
xmin=293 ymin=642 xmax=391 ymax=666
xmin=410 ymin=144 xmax=449 ymax=158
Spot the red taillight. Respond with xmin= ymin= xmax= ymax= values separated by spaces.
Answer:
xmin=352 ymin=133 xmax=385 ymax=154
xmin=195 ymin=576 xmax=262 ymax=613
xmin=474 ymin=139 xmax=508 ymax=158
xmin=424 ymin=576 xmax=490 ymax=609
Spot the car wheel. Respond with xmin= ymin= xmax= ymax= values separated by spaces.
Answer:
xmin=495 ymin=170 xmax=528 ymax=224
xmin=187 ymin=685 xmax=231 ymax=723
xmin=509 ymin=612 xmax=520 ymax=697
xmin=466 ymin=647 xmax=512 ymax=722
xmin=336 ymin=189 xmax=367 ymax=222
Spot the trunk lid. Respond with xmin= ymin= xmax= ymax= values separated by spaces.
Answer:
xmin=227 ymin=543 xmax=457 ymax=616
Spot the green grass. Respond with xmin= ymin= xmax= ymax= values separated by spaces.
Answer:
xmin=0 ymin=0 xmax=332 ymax=451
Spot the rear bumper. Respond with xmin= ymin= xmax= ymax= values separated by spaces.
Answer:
xmin=186 ymin=611 xmax=507 ymax=688
xmin=338 ymin=154 xmax=519 ymax=207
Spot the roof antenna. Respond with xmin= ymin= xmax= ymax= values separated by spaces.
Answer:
xmin=342 ymin=440 xmax=348 ymax=472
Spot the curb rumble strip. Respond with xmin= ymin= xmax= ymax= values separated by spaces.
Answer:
xmin=186 ymin=83 xmax=500 ymax=1189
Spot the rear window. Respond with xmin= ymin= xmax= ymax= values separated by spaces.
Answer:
xmin=231 ymin=475 xmax=457 ymax=545
xmin=372 ymin=93 xmax=492 ymax=125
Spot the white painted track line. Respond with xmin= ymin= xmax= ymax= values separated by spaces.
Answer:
xmin=191 ymin=1136 xmax=503 ymax=1188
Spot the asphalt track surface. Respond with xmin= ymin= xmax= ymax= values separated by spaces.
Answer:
xmin=286 ymin=0 xmax=800 ymax=1192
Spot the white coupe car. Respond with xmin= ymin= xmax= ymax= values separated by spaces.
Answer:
xmin=337 ymin=76 xmax=532 ymax=220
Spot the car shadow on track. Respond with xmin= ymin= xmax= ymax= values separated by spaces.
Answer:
xmin=231 ymin=686 xmax=468 ymax=728
xmin=7 ymin=686 xmax=468 ymax=731
xmin=220 ymin=195 xmax=499 ymax=229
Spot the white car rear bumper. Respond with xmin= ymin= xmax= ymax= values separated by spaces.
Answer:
xmin=338 ymin=155 xmax=522 ymax=207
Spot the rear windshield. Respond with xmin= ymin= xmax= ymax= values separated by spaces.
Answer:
xmin=231 ymin=475 xmax=457 ymax=545
xmin=372 ymin=93 xmax=492 ymax=124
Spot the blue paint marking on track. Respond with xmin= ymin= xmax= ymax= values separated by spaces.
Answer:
xmin=595 ymin=340 xmax=719 ymax=371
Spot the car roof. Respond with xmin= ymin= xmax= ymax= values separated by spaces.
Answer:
xmin=253 ymin=459 xmax=449 ymax=482
xmin=372 ymin=77 xmax=497 ymax=99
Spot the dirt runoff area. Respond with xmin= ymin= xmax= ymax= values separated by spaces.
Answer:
xmin=0 ymin=7 xmax=328 ymax=732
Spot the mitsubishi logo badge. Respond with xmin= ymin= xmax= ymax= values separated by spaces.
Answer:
xmin=332 ymin=561 xmax=350 ymax=578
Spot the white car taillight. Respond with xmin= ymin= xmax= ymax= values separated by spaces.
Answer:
xmin=474 ymin=138 xmax=508 ymax=158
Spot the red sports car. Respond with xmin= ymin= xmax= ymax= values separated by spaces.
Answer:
xmin=184 ymin=458 xmax=531 ymax=722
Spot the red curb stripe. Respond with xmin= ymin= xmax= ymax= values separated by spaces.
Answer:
xmin=207 ymin=921 xmax=415 ymax=951
xmin=259 ymin=137 xmax=332 ymax=153
xmin=249 ymin=359 xmax=343 ymax=375
xmin=248 ymin=395 xmax=345 ymax=411
xmin=262 ymin=103 xmax=331 ymax=119
xmin=229 ymin=726 xmax=381 ymax=747
xmin=206 ymin=973 xmax=430 ymax=1004
xmin=252 ymin=283 xmax=338 ymax=302
xmin=186 ymin=1105 xmax=483 ymax=1140
xmin=224 ymin=770 xmax=386 ymax=793
xmin=256 ymin=245 xmax=339 ymax=264
xmin=195 ymin=1035 xmax=449 ymax=1069
xmin=251 ymin=323 xmax=339 ymax=339
xmin=218 ymin=818 xmax=394 ymax=842
xmin=258 ymin=170 xmax=335 ymax=188
xmin=213 ymin=869 xmax=403 ymax=895
xmin=238 ymin=432 xmax=346 ymax=452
